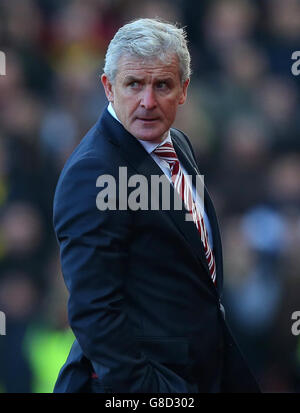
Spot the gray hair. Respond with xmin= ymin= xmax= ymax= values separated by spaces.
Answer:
xmin=103 ymin=18 xmax=191 ymax=84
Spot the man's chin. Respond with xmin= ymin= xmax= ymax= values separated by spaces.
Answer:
xmin=130 ymin=127 xmax=166 ymax=143
xmin=136 ymin=134 xmax=165 ymax=143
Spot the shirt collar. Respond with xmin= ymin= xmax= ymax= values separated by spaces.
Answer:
xmin=107 ymin=102 xmax=171 ymax=154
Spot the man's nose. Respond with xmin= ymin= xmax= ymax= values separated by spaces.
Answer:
xmin=140 ymin=86 xmax=157 ymax=109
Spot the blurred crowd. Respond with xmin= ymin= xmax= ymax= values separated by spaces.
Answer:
xmin=0 ymin=0 xmax=300 ymax=393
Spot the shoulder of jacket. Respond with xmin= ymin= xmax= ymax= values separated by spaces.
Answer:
xmin=170 ymin=127 xmax=197 ymax=163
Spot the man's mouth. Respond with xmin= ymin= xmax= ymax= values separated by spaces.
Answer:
xmin=137 ymin=117 xmax=158 ymax=122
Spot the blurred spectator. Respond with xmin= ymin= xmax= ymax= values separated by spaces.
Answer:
xmin=24 ymin=253 xmax=74 ymax=393
xmin=0 ymin=270 xmax=38 ymax=392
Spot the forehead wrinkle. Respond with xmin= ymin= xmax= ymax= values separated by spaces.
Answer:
xmin=116 ymin=54 xmax=181 ymax=82
xmin=118 ymin=67 xmax=179 ymax=85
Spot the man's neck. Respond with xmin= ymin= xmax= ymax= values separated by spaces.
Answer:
xmin=107 ymin=102 xmax=121 ymax=124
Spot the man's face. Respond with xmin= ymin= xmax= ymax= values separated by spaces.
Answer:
xmin=101 ymin=54 xmax=189 ymax=143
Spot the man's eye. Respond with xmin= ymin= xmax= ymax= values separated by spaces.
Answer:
xmin=156 ymin=81 xmax=168 ymax=89
xmin=129 ymin=81 xmax=139 ymax=88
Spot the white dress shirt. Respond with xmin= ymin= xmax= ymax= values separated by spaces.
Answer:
xmin=107 ymin=103 xmax=214 ymax=250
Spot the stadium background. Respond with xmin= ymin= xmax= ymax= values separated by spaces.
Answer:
xmin=0 ymin=0 xmax=300 ymax=393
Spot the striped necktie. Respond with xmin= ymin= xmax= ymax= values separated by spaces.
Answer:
xmin=154 ymin=141 xmax=216 ymax=284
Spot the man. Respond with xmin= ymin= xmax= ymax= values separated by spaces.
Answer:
xmin=53 ymin=18 xmax=260 ymax=393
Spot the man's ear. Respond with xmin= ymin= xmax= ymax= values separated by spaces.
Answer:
xmin=179 ymin=78 xmax=190 ymax=105
xmin=101 ymin=74 xmax=114 ymax=102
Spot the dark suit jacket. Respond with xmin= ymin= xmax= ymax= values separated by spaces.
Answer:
xmin=53 ymin=107 xmax=260 ymax=393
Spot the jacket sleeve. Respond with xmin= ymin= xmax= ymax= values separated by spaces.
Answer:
xmin=53 ymin=156 xmax=193 ymax=393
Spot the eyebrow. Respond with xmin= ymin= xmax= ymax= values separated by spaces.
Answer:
xmin=123 ymin=76 xmax=174 ymax=84
xmin=156 ymin=77 xmax=173 ymax=83
xmin=123 ymin=76 xmax=143 ymax=83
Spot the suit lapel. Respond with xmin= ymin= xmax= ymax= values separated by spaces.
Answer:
xmin=99 ymin=109 xmax=219 ymax=296
xmin=171 ymin=130 xmax=223 ymax=293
